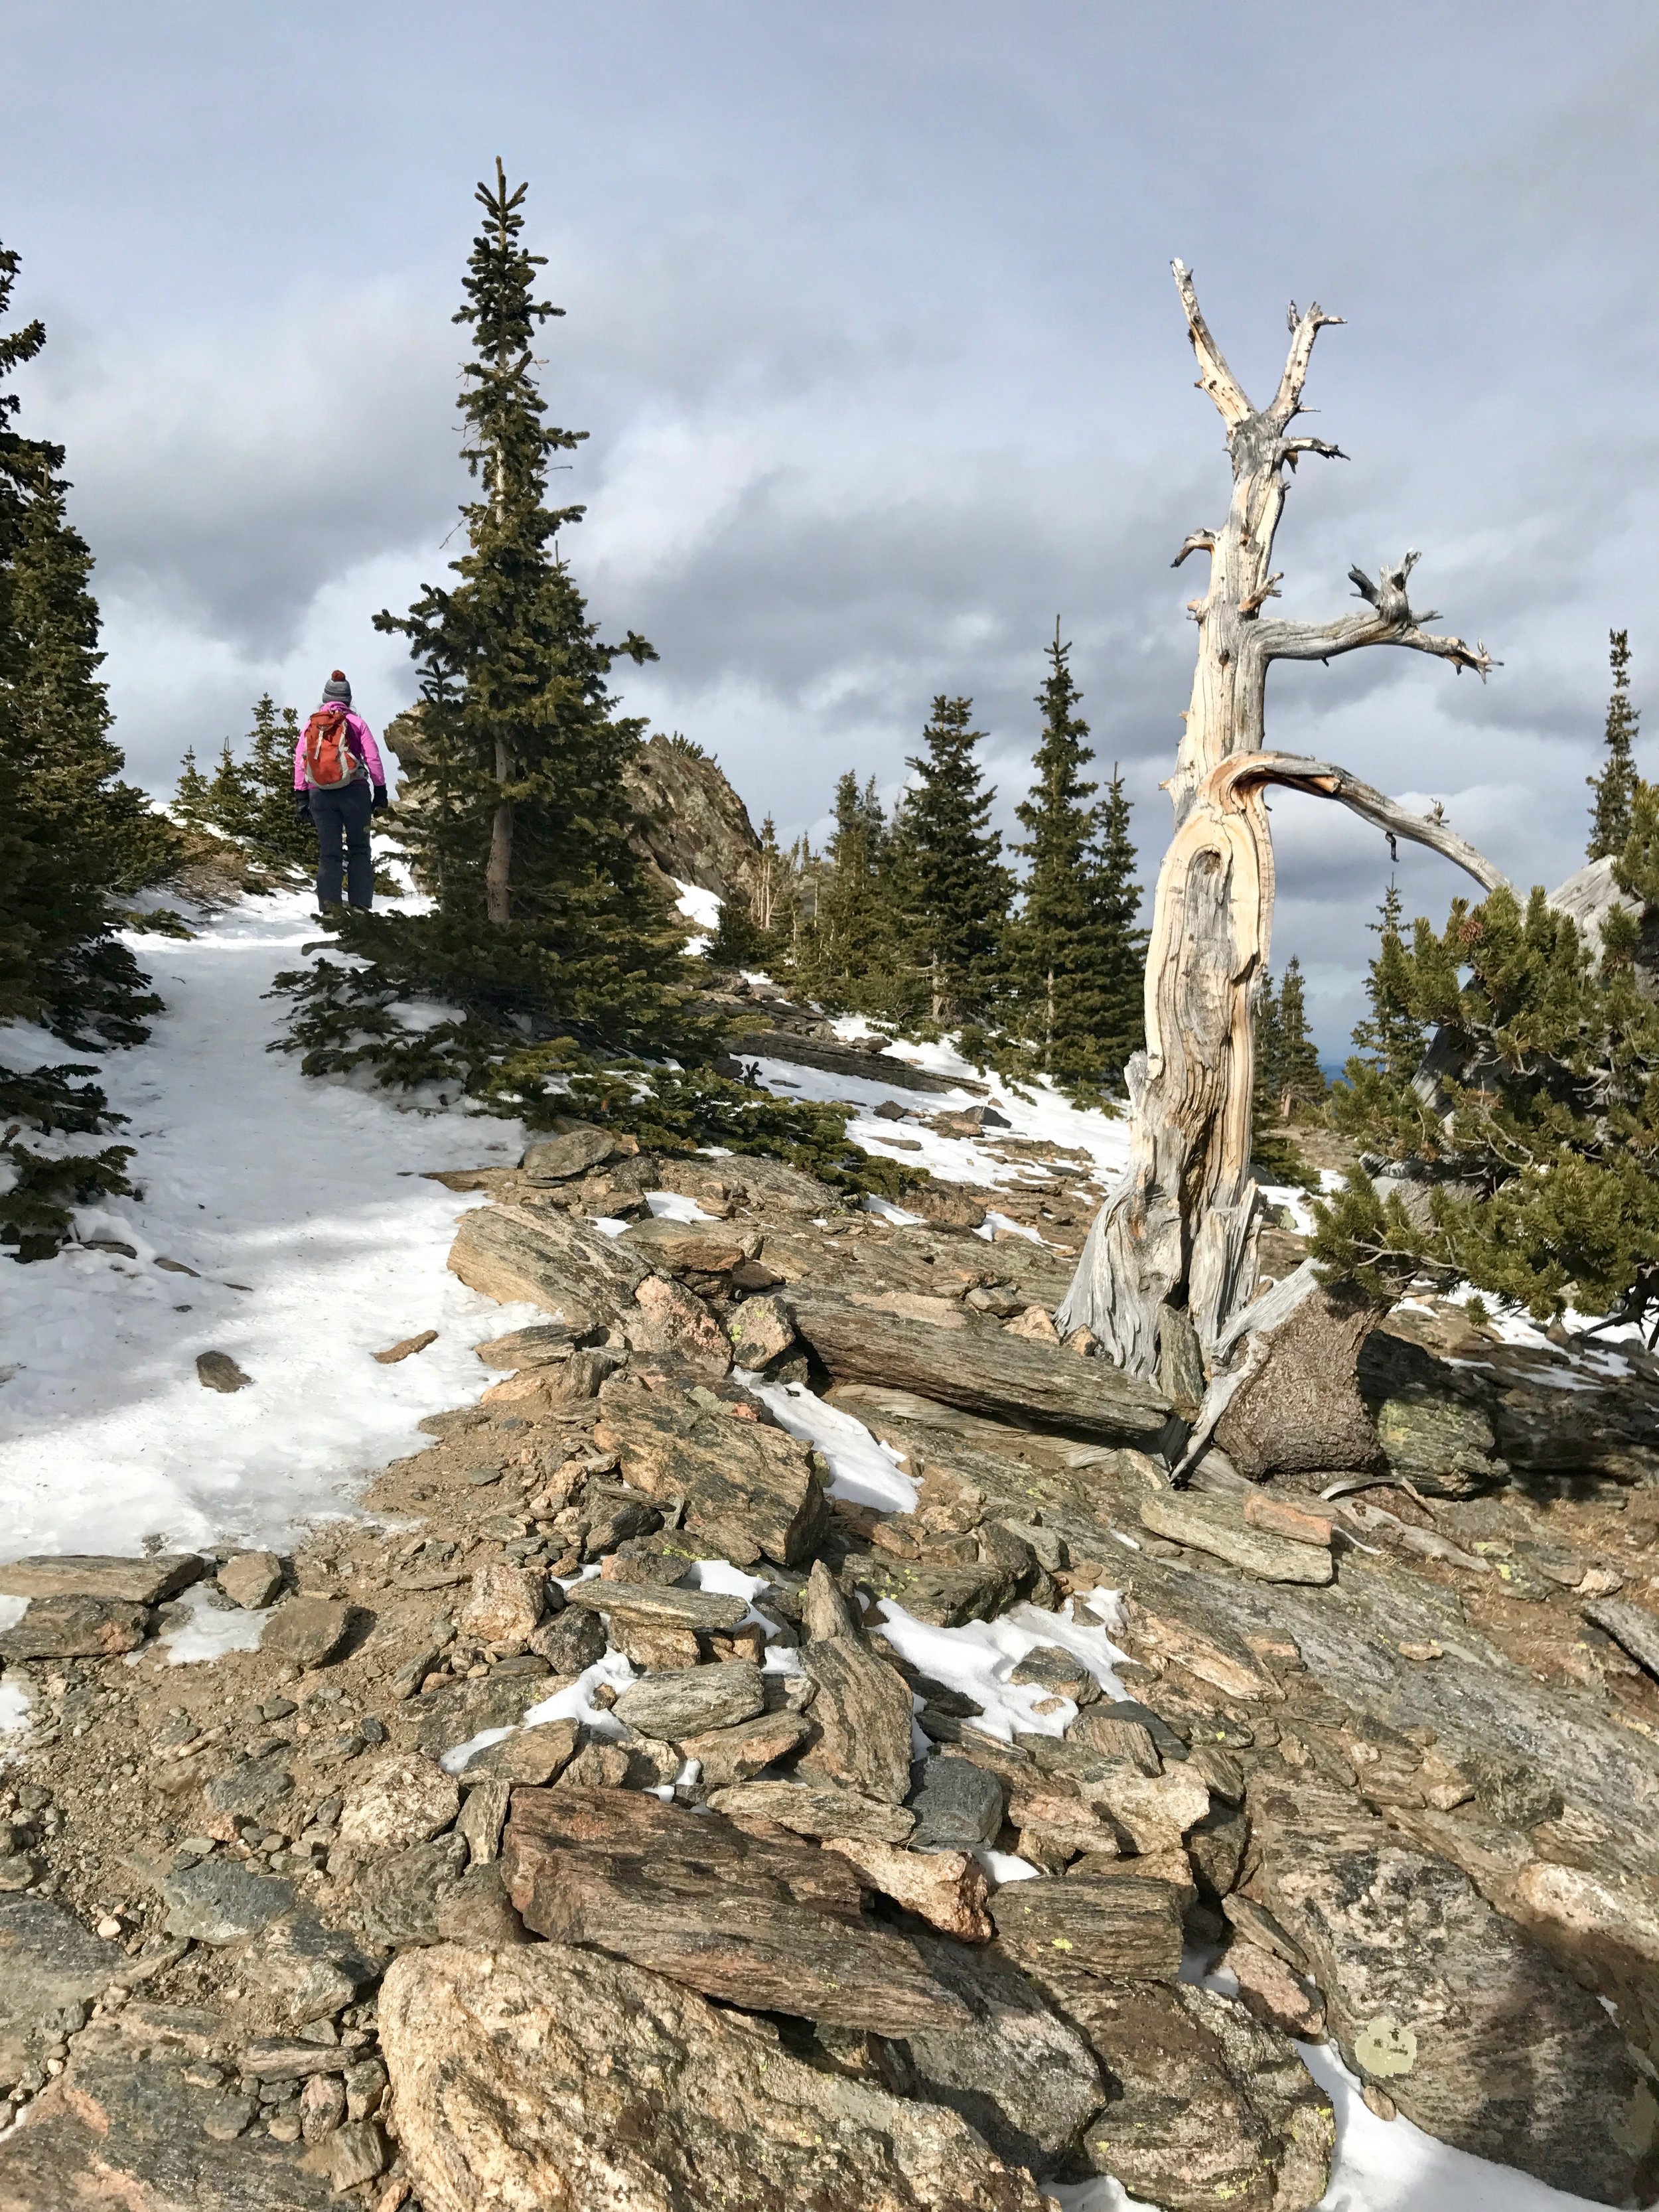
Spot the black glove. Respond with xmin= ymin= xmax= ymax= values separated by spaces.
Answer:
xmin=293 ymin=790 xmax=311 ymax=822
xmin=371 ymin=784 xmax=389 ymax=813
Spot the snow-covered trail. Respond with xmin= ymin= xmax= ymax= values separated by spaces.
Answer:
xmin=0 ymin=891 xmax=535 ymax=1562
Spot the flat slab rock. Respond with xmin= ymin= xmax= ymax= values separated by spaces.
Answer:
xmin=447 ymin=1199 xmax=646 ymax=1332
xmin=0 ymin=1896 xmax=117 ymax=2088
xmin=989 ymin=1874 xmax=1185 ymax=1983
xmin=1139 ymin=1492 xmax=1333 ymax=1585
xmin=1029 ymin=1972 xmax=1334 ymax=2212
xmin=500 ymin=1785 xmax=968 ymax=2034
xmin=593 ymin=1374 xmax=828 ymax=1568
xmin=380 ymin=1941 xmax=1046 ymax=2212
xmin=0 ymin=2035 xmax=336 ymax=2211
xmin=0 ymin=1593 xmax=153 ymax=1659
xmin=0 ymin=1553 xmax=205 ymax=1605
xmin=1250 ymin=1777 xmax=1655 ymax=2205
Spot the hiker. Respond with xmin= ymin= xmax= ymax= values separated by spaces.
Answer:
xmin=293 ymin=670 xmax=388 ymax=911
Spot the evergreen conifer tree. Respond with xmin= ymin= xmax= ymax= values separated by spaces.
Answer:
xmin=750 ymin=815 xmax=786 ymax=938
xmin=893 ymin=696 xmax=1011 ymax=1025
xmin=239 ymin=696 xmax=314 ymax=868
xmin=174 ymin=747 xmax=212 ymax=832
xmin=281 ymin=163 xmax=694 ymax=1075
xmin=1088 ymin=763 xmax=1147 ymax=1081
xmin=1004 ymin=630 xmax=1145 ymax=1094
xmin=0 ymin=240 xmax=172 ymax=1255
xmin=796 ymin=771 xmax=901 ymax=1012
xmin=1256 ymin=956 xmax=1325 ymax=1116
xmin=204 ymin=738 xmax=256 ymax=840
xmin=1348 ymin=881 xmax=1425 ymax=1081
xmin=1588 ymin=629 xmax=1640 ymax=861
xmin=1318 ymin=825 xmax=1659 ymax=1327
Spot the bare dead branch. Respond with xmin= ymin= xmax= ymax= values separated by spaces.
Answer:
xmin=1281 ymin=435 xmax=1346 ymax=463
xmin=1206 ymin=751 xmax=1510 ymax=892
xmin=1238 ymin=571 xmax=1283 ymax=617
xmin=1267 ymin=301 xmax=1344 ymax=429
xmin=1256 ymin=553 xmax=1497 ymax=676
xmin=1171 ymin=260 xmax=1253 ymax=428
xmin=1172 ymin=530 xmax=1218 ymax=568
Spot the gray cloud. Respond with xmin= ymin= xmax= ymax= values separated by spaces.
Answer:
xmin=3 ymin=0 xmax=1654 ymax=1053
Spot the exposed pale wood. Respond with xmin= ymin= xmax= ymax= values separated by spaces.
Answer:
xmin=788 ymin=1288 xmax=1172 ymax=1446
xmin=1060 ymin=266 xmax=1502 ymax=1376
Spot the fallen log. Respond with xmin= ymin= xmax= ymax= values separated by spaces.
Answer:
xmin=729 ymin=1029 xmax=983 ymax=1096
xmin=789 ymin=1290 xmax=1173 ymax=1449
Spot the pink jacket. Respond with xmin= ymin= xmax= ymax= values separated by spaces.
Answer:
xmin=293 ymin=708 xmax=386 ymax=790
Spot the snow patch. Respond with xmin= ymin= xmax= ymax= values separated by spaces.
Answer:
xmin=875 ymin=1597 xmax=1131 ymax=1741
xmin=0 ymin=890 xmax=538 ymax=1564
xmin=159 ymin=1583 xmax=267 ymax=1665
xmin=747 ymin=1378 xmax=918 ymax=1511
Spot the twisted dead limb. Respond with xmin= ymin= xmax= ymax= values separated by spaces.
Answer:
xmin=1058 ymin=265 xmax=1502 ymax=1381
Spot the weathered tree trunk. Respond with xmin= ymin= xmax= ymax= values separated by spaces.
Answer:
xmin=1058 ymin=265 xmax=1500 ymax=1380
xmin=486 ymin=737 xmax=513 ymax=925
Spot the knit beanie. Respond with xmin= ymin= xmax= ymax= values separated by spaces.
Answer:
xmin=321 ymin=670 xmax=352 ymax=705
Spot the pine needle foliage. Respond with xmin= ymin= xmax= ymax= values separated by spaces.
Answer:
xmin=790 ymin=772 xmax=907 ymax=1015
xmin=891 ymin=696 xmax=1012 ymax=1026
xmin=1346 ymin=881 xmax=1425 ymax=1081
xmin=279 ymin=163 xmax=703 ymax=1071
xmin=1005 ymin=628 xmax=1145 ymax=1098
xmin=274 ymin=168 xmax=881 ymax=1185
xmin=1315 ymin=811 xmax=1659 ymax=1327
xmin=1255 ymin=957 xmax=1326 ymax=1118
xmin=0 ymin=241 xmax=170 ymax=1256
xmin=1587 ymin=629 xmax=1640 ymax=861
xmin=173 ymin=696 xmax=314 ymax=871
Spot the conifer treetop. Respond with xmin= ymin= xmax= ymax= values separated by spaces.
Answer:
xmin=1588 ymin=628 xmax=1640 ymax=862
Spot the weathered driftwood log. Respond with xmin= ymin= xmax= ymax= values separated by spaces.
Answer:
xmin=786 ymin=1288 xmax=1172 ymax=1447
xmin=727 ymin=1027 xmax=974 ymax=1094
xmin=1058 ymin=263 xmax=1502 ymax=1379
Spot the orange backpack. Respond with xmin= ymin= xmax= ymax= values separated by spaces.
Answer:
xmin=302 ymin=705 xmax=363 ymax=789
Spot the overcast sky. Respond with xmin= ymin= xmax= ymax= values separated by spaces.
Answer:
xmin=6 ymin=1 xmax=1657 ymax=1049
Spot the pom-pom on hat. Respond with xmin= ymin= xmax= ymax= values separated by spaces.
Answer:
xmin=321 ymin=670 xmax=351 ymax=705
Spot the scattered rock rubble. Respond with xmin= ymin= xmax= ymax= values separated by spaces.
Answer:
xmin=1 ymin=1125 xmax=1656 ymax=2208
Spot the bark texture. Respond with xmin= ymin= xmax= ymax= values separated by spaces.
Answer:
xmin=1059 ymin=265 xmax=1498 ymax=1376
xmin=1212 ymin=1279 xmax=1386 ymax=1479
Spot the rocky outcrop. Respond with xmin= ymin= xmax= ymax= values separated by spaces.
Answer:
xmin=621 ymin=731 xmax=761 ymax=901
xmin=3 ymin=1128 xmax=1656 ymax=2212
xmin=379 ymin=1942 xmax=1047 ymax=2212
xmin=500 ymin=1787 xmax=966 ymax=2032
xmin=1249 ymin=1777 xmax=1650 ymax=2201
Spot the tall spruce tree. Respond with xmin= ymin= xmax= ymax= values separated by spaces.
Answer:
xmin=175 ymin=698 xmax=316 ymax=871
xmin=0 ymin=241 xmax=172 ymax=1255
xmin=1255 ymin=955 xmax=1325 ymax=1116
xmin=202 ymin=738 xmax=256 ymax=840
xmin=893 ymin=696 xmax=1011 ymax=1025
xmin=281 ymin=164 xmax=695 ymax=1078
xmin=1588 ymin=629 xmax=1640 ymax=861
xmin=1007 ymin=630 xmax=1145 ymax=1093
xmin=1088 ymin=763 xmax=1147 ymax=1083
xmin=796 ymin=771 xmax=901 ymax=1012
xmin=242 ymin=696 xmax=314 ymax=868
xmin=1348 ymin=881 xmax=1425 ymax=1081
